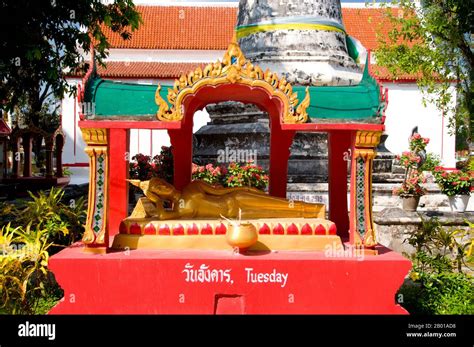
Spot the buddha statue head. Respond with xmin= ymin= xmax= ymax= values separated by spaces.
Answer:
xmin=128 ymin=178 xmax=180 ymax=202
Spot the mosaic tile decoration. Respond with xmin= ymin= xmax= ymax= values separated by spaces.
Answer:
xmin=92 ymin=153 xmax=105 ymax=235
xmin=356 ymin=157 xmax=366 ymax=239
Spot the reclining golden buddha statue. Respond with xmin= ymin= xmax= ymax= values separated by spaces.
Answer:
xmin=128 ymin=178 xmax=325 ymax=220
xmin=113 ymin=178 xmax=339 ymax=252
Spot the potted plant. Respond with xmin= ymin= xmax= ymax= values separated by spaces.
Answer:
xmin=433 ymin=167 xmax=473 ymax=212
xmin=419 ymin=153 xmax=441 ymax=183
xmin=392 ymin=169 xmax=427 ymax=211
xmin=393 ymin=133 xmax=429 ymax=211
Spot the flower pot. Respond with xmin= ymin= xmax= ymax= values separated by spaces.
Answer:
xmin=448 ymin=195 xmax=470 ymax=212
xmin=401 ymin=195 xmax=420 ymax=212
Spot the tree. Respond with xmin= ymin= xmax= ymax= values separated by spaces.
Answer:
xmin=369 ymin=0 xmax=473 ymax=150
xmin=0 ymin=0 xmax=142 ymax=126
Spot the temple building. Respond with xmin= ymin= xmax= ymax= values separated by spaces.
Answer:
xmin=61 ymin=1 xmax=456 ymax=184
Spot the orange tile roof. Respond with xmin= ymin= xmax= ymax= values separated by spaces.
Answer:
xmin=103 ymin=6 xmax=237 ymax=50
xmin=343 ymin=8 xmax=398 ymax=51
xmin=371 ymin=65 xmax=422 ymax=81
xmin=99 ymin=6 xmax=419 ymax=81
xmin=95 ymin=61 xmax=418 ymax=81
xmin=104 ymin=6 xmax=395 ymax=51
xmin=96 ymin=61 xmax=206 ymax=79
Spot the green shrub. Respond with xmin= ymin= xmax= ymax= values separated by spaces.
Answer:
xmin=419 ymin=152 xmax=441 ymax=172
xmin=0 ymin=189 xmax=84 ymax=314
xmin=0 ymin=223 xmax=63 ymax=314
xmin=398 ymin=273 xmax=474 ymax=315
xmin=399 ymin=216 xmax=474 ymax=314
xmin=1 ymin=187 xmax=86 ymax=255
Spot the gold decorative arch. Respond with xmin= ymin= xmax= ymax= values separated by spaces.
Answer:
xmin=155 ymin=41 xmax=310 ymax=124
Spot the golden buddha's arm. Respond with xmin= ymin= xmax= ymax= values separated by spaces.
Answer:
xmin=193 ymin=180 xmax=265 ymax=196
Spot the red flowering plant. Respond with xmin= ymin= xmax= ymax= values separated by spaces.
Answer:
xmin=393 ymin=133 xmax=429 ymax=197
xmin=433 ymin=167 xmax=473 ymax=196
xmin=192 ymin=163 xmax=227 ymax=186
xmin=129 ymin=154 xmax=160 ymax=180
xmin=191 ymin=161 xmax=269 ymax=190
xmin=392 ymin=169 xmax=427 ymax=197
xmin=225 ymin=161 xmax=269 ymax=190
xmin=397 ymin=151 xmax=422 ymax=168
xmin=409 ymin=133 xmax=430 ymax=152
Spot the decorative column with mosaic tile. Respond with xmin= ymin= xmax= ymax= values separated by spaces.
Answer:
xmin=349 ymin=130 xmax=382 ymax=249
xmin=81 ymin=128 xmax=108 ymax=251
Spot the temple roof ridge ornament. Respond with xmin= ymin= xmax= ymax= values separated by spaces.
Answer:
xmin=154 ymin=39 xmax=310 ymax=124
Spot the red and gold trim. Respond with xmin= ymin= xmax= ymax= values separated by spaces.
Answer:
xmin=350 ymin=130 xmax=381 ymax=248
xmin=155 ymin=40 xmax=310 ymax=124
xmin=118 ymin=218 xmax=337 ymax=236
xmin=112 ymin=218 xmax=341 ymax=251
xmin=81 ymin=128 xmax=109 ymax=249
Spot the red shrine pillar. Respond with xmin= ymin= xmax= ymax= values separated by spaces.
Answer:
xmin=349 ymin=130 xmax=381 ymax=249
xmin=108 ymin=128 xmax=130 ymax=241
xmin=169 ymin=118 xmax=193 ymax=191
xmin=328 ymin=131 xmax=351 ymax=240
xmin=80 ymin=127 xmax=130 ymax=250
xmin=268 ymin=123 xmax=295 ymax=198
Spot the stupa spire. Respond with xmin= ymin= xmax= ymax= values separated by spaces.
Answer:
xmin=236 ymin=0 xmax=363 ymax=86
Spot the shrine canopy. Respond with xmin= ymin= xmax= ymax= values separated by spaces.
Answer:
xmin=82 ymin=59 xmax=387 ymax=125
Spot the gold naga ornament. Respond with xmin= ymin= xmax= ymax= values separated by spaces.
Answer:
xmin=154 ymin=40 xmax=310 ymax=124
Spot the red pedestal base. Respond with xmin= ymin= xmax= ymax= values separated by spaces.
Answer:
xmin=49 ymin=244 xmax=411 ymax=314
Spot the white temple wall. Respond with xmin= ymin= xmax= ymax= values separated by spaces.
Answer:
xmin=383 ymin=82 xmax=456 ymax=168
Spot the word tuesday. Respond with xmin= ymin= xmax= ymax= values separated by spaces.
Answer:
xmin=245 ymin=268 xmax=289 ymax=288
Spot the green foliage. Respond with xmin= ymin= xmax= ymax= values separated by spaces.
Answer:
xmin=432 ymin=167 xmax=473 ymax=196
xmin=398 ymin=272 xmax=474 ymax=314
xmin=397 ymin=216 xmax=474 ymax=314
xmin=419 ymin=153 xmax=442 ymax=172
xmin=469 ymin=156 xmax=474 ymax=172
xmin=0 ymin=187 xmax=87 ymax=255
xmin=371 ymin=0 xmax=473 ymax=145
xmin=0 ymin=0 xmax=142 ymax=124
xmin=0 ymin=187 xmax=85 ymax=314
xmin=62 ymin=167 xmax=73 ymax=177
xmin=0 ymin=223 xmax=63 ymax=314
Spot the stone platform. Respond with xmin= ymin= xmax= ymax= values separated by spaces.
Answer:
xmin=49 ymin=243 xmax=411 ymax=314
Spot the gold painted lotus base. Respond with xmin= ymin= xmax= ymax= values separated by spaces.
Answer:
xmin=113 ymin=217 xmax=342 ymax=251
xmin=112 ymin=234 xmax=342 ymax=252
